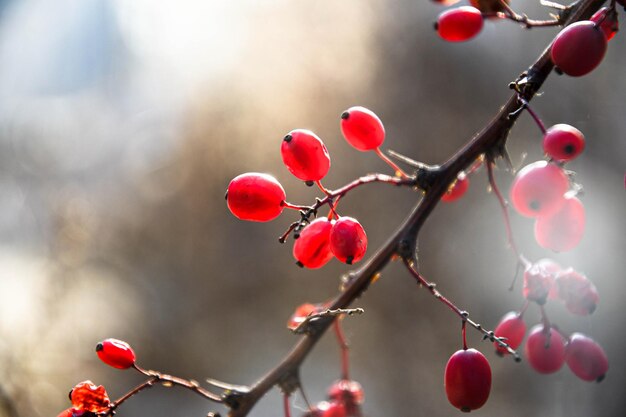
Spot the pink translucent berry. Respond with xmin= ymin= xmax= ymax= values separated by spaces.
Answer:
xmin=555 ymin=268 xmax=599 ymax=315
xmin=441 ymin=172 xmax=469 ymax=202
xmin=444 ymin=348 xmax=491 ymax=412
xmin=551 ymin=21 xmax=607 ymax=77
xmin=535 ymin=258 xmax=562 ymax=300
xmin=525 ymin=324 xmax=566 ymax=374
xmin=340 ymin=106 xmax=385 ymax=151
xmin=281 ymin=129 xmax=331 ymax=182
xmin=436 ymin=7 xmax=484 ymax=42
xmin=226 ymin=173 xmax=286 ymax=222
xmin=510 ymin=161 xmax=569 ymax=218
xmin=543 ymin=124 xmax=585 ymax=163
xmin=534 ymin=195 xmax=585 ymax=252
xmin=566 ymin=333 xmax=609 ymax=382
xmin=523 ymin=262 xmax=556 ymax=305
xmin=293 ymin=218 xmax=334 ymax=269
xmin=329 ymin=217 xmax=367 ymax=264
xmin=493 ymin=311 xmax=526 ymax=355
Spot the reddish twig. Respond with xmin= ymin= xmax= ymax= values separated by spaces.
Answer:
xmin=403 ymin=258 xmax=520 ymax=359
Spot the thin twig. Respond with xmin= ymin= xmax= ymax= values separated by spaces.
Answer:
xmin=403 ymin=258 xmax=521 ymax=360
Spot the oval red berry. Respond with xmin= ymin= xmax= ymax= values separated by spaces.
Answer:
xmin=551 ymin=21 xmax=607 ymax=77
xmin=525 ymin=324 xmax=566 ymax=374
xmin=281 ymin=129 xmax=331 ymax=182
xmin=543 ymin=124 xmax=585 ymax=163
xmin=293 ymin=218 xmax=334 ymax=269
xmin=565 ymin=333 xmax=609 ymax=382
xmin=226 ymin=173 xmax=286 ymax=222
xmin=509 ymin=160 xmax=569 ymax=218
xmin=436 ymin=6 xmax=484 ymax=42
xmin=329 ymin=217 xmax=367 ymax=264
xmin=96 ymin=338 xmax=136 ymax=369
xmin=340 ymin=106 xmax=385 ymax=151
xmin=444 ymin=348 xmax=491 ymax=412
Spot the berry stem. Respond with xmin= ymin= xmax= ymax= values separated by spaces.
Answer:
xmin=283 ymin=394 xmax=292 ymax=417
xmin=496 ymin=0 xmax=562 ymax=28
xmin=403 ymin=258 xmax=520 ymax=360
xmin=518 ymin=96 xmax=547 ymax=135
xmin=282 ymin=201 xmax=313 ymax=211
xmin=374 ymin=147 xmax=410 ymax=178
xmin=315 ymin=180 xmax=332 ymax=196
xmin=462 ymin=320 xmax=468 ymax=351
xmin=334 ymin=319 xmax=351 ymax=380
xmin=486 ymin=159 xmax=529 ymax=267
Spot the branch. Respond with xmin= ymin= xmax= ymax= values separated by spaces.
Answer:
xmin=217 ymin=1 xmax=608 ymax=415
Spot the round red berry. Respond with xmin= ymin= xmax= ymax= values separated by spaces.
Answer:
xmin=525 ymin=324 xmax=566 ymax=374
xmin=565 ymin=333 xmax=609 ymax=382
xmin=327 ymin=379 xmax=364 ymax=405
xmin=441 ymin=172 xmax=469 ymax=202
xmin=281 ymin=129 xmax=331 ymax=182
xmin=509 ymin=160 xmax=568 ymax=218
xmin=340 ymin=106 xmax=385 ymax=151
xmin=444 ymin=348 xmax=491 ymax=412
xmin=329 ymin=217 xmax=367 ymax=264
xmin=534 ymin=195 xmax=585 ymax=252
xmin=436 ymin=7 xmax=484 ymax=42
xmin=226 ymin=173 xmax=286 ymax=222
xmin=551 ymin=21 xmax=607 ymax=77
xmin=96 ymin=338 xmax=136 ymax=369
xmin=493 ymin=311 xmax=526 ymax=355
xmin=543 ymin=124 xmax=585 ymax=162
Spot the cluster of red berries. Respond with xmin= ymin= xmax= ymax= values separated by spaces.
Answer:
xmin=493 ymin=259 xmax=607 ymax=380
xmin=57 ymin=339 xmax=137 ymax=417
xmin=226 ymin=106 xmax=404 ymax=267
xmin=510 ymin=123 xmax=586 ymax=252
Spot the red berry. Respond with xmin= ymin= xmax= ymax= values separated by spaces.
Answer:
xmin=281 ymin=129 xmax=331 ymax=182
xmin=590 ymin=7 xmax=619 ymax=41
xmin=523 ymin=263 xmax=555 ymax=304
xmin=534 ymin=195 xmax=585 ymax=252
xmin=555 ymin=268 xmax=599 ymax=315
xmin=444 ymin=348 xmax=491 ymax=412
xmin=436 ymin=7 xmax=484 ymax=42
xmin=293 ymin=218 xmax=334 ymax=269
xmin=565 ymin=333 xmax=609 ymax=382
xmin=525 ymin=324 xmax=566 ymax=374
xmin=510 ymin=161 xmax=569 ymax=218
xmin=329 ymin=217 xmax=367 ymax=264
xmin=340 ymin=106 xmax=385 ymax=151
xmin=543 ymin=124 xmax=585 ymax=163
xmin=69 ymin=381 xmax=110 ymax=413
xmin=321 ymin=401 xmax=347 ymax=417
xmin=493 ymin=312 xmax=526 ymax=355
xmin=96 ymin=338 xmax=136 ymax=369
xmin=327 ymin=379 xmax=364 ymax=405
xmin=441 ymin=172 xmax=469 ymax=202
xmin=551 ymin=21 xmax=607 ymax=77
xmin=226 ymin=173 xmax=286 ymax=222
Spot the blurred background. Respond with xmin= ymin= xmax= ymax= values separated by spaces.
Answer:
xmin=0 ymin=0 xmax=624 ymax=416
